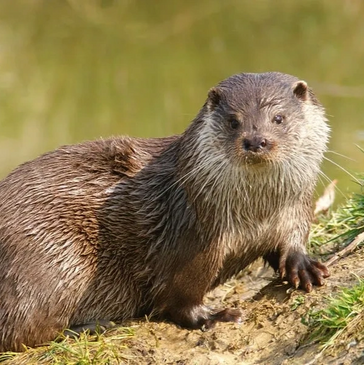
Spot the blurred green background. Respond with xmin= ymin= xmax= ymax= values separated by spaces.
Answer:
xmin=0 ymin=0 xmax=363 ymax=201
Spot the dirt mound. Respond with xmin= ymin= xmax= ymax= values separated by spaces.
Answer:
xmin=121 ymin=250 xmax=364 ymax=364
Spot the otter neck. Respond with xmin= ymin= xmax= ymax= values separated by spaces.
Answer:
xmin=174 ymin=125 xmax=318 ymax=237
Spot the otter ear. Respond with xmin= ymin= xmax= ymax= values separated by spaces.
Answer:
xmin=293 ymin=80 xmax=309 ymax=101
xmin=207 ymin=87 xmax=222 ymax=111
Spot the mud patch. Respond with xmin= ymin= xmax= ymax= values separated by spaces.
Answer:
xmin=119 ymin=250 xmax=364 ymax=364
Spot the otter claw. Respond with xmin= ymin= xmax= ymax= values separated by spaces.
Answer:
xmin=281 ymin=251 xmax=329 ymax=292
xmin=305 ymin=282 xmax=313 ymax=293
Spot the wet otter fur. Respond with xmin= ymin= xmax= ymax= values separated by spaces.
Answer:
xmin=0 ymin=72 xmax=330 ymax=352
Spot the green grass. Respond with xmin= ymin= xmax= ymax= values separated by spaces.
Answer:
xmin=0 ymin=327 xmax=135 ymax=364
xmin=304 ymin=175 xmax=364 ymax=353
xmin=304 ymin=279 xmax=364 ymax=352
xmin=309 ymin=175 xmax=364 ymax=254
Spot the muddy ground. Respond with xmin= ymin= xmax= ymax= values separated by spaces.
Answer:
xmin=4 ymin=248 xmax=363 ymax=365
xmin=119 ymin=248 xmax=364 ymax=365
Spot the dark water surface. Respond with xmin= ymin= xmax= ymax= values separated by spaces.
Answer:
xmin=0 ymin=0 xmax=363 ymax=202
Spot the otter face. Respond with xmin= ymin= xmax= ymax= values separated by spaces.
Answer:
xmin=202 ymin=72 xmax=328 ymax=167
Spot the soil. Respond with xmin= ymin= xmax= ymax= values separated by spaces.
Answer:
xmin=119 ymin=248 xmax=364 ymax=365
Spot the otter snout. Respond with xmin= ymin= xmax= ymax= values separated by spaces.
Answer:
xmin=242 ymin=136 xmax=269 ymax=153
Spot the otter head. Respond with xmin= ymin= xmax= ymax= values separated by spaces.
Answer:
xmin=198 ymin=72 xmax=329 ymax=168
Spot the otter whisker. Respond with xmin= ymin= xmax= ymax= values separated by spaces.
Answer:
xmin=326 ymin=150 xmax=355 ymax=161
xmin=318 ymin=170 xmax=347 ymax=199
xmin=317 ymin=170 xmax=334 ymax=185
xmin=323 ymin=156 xmax=362 ymax=185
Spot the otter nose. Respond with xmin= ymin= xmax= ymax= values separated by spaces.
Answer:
xmin=242 ymin=137 xmax=267 ymax=152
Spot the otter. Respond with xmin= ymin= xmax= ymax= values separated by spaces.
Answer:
xmin=0 ymin=72 xmax=330 ymax=352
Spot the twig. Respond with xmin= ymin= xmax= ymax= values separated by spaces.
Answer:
xmin=325 ymin=232 xmax=364 ymax=266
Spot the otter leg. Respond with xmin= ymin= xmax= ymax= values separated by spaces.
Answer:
xmin=159 ymin=250 xmax=243 ymax=330
xmin=263 ymin=251 xmax=280 ymax=272
xmin=64 ymin=320 xmax=115 ymax=337
xmin=278 ymin=250 xmax=330 ymax=292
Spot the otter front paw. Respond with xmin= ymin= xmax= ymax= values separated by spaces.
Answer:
xmin=280 ymin=252 xmax=330 ymax=292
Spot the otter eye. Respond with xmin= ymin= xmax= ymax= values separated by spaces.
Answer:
xmin=272 ymin=114 xmax=284 ymax=124
xmin=229 ymin=118 xmax=240 ymax=130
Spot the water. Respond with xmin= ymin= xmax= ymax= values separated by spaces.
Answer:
xmin=0 ymin=0 xmax=363 ymax=202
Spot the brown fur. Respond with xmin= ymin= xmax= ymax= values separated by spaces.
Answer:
xmin=0 ymin=72 xmax=329 ymax=352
